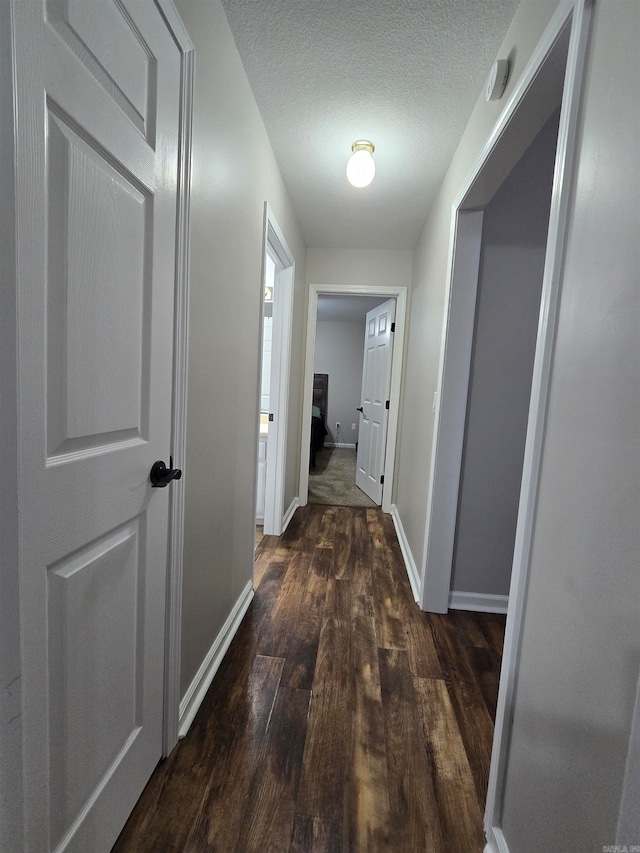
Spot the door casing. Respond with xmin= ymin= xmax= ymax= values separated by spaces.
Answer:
xmin=257 ymin=203 xmax=295 ymax=537
xmin=159 ymin=1 xmax=194 ymax=759
xmin=0 ymin=0 xmax=22 ymax=847
xmin=299 ymin=284 xmax=408 ymax=515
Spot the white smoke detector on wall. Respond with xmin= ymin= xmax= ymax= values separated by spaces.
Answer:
xmin=486 ymin=58 xmax=510 ymax=101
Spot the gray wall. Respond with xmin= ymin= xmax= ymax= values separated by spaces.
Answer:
xmin=314 ymin=319 xmax=365 ymax=445
xmin=174 ymin=0 xmax=306 ymax=699
xmin=500 ymin=0 xmax=640 ymax=848
xmin=306 ymin=248 xmax=413 ymax=289
xmin=451 ymin=109 xmax=559 ymax=597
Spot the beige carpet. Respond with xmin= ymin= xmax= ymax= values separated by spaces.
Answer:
xmin=308 ymin=446 xmax=377 ymax=508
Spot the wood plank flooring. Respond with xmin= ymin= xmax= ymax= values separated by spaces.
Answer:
xmin=112 ymin=505 xmax=505 ymax=853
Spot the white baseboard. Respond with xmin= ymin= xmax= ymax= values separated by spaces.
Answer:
xmin=617 ymin=671 xmax=640 ymax=843
xmin=484 ymin=826 xmax=509 ymax=853
xmin=178 ymin=580 xmax=254 ymax=737
xmin=324 ymin=442 xmax=356 ymax=449
xmin=390 ymin=504 xmax=420 ymax=603
xmin=449 ymin=590 xmax=509 ymax=614
xmin=281 ymin=496 xmax=299 ymax=533
xmin=255 ymin=514 xmax=264 ymax=524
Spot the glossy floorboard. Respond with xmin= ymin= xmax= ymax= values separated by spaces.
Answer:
xmin=112 ymin=505 xmax=505 ymax=853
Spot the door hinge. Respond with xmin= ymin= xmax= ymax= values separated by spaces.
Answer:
xmin=380 ymin=475 xmax=385 ymax=485
xmin=385 ymin=400 xmax=390 ymax=409
xmin=391 ymin=322 xmax=395 ymax=332
xmin=268 ymin=413 xmax=274 ymax=422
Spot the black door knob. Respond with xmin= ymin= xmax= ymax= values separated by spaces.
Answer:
xmin=356 ymin=406 xmax=363 ymax=413
xmin=150 ymin=457 xmax=182 ymax=488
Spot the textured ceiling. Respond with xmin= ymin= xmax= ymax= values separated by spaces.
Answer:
xmin=221 ymin=0 xmax=521 ymax=249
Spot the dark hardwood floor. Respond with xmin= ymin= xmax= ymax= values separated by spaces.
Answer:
xmin=112 ymin=505 xmax=505 ymax=852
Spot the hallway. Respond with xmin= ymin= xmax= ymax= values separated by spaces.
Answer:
xmin=308 ymin=448 xmax=377 ymax=508
xmin=113 ymin=505 xmax=504 ymax=852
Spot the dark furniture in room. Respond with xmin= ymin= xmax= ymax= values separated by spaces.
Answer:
xmin=310 ymin=373 xmax=328 ymax=468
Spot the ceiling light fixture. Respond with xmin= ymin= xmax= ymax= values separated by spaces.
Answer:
xmin=346 ymin=140 xmax=375 ymax=188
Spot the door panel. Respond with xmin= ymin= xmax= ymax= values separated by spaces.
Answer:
xmin=46 ymin=109 xmax=150 ymax=456
xmin=356 ymin=300 xmax=395 ymax=503
xmin=46 ymin=0 xmax=155 ymax=136
xmin=14 ymin=1 xmax=182 ymax=850
xmin=47 ymin=519 xmax=143 ymax=845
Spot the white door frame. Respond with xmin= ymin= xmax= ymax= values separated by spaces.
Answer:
xmin=257 ymin=203 xmax=295 ymax=536
xmin=299 ymin=284 xmax=408 ymax=514
xmin=0 ymin=0 xmax=22 ymax=845
xmin=409 ymin=0 xmax=591 ymax=846
xmin=161 ymin=1 xmax=194 ymax=758
xmin=355 ymin=299 xmax=396 ymax=504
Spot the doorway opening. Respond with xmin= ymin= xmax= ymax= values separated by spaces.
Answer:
xmin=415 ymin=1 xmax=591 ymax=845
xmin=448 ymin=105 xmax=561 ymax=614
xmin=300 ymin=284 xmax=407 ymax=515
xmin=255 ymin=204 xmax=295 ymax=552
xmin=308 ymin=294 xmax=390 ymax=508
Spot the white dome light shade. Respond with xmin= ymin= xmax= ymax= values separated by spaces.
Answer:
xmin=346 ymin=140 xmax=375 ymax=188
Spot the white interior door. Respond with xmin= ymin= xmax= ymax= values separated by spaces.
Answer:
xmin=263 ymin=248 xmax=280 ymax=532
xmin=356 ymin=299 xmax=396 ymax=503
xmin=13 ymin=2 xmax=182 ymax=851
xmin=262 ymin=209 xmax=294 ymax=536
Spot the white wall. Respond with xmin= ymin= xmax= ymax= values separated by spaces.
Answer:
xmin=306 ymin=248 xmax=413 ymax=289
xmin=314 ymin=319 xmax=365 ymax=445
xmin=499 ymin=0 xmax=640 ymax=847
xmin=451 ymin=109 xmax=559 ymax=598
xmin=394 ymin=0 xmax=561 ymax=592
xmin=174 ymin=0 xmax=306 ymax=699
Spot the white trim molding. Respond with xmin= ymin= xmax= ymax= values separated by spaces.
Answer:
xmin=178 ymin=581 xmax=254 ymax=738
xmin=299 ymin=284 xmax=408 ymax=515
xmin=281 ymin=496 xmax=299 ymax=533
xmin=0 ymin=2 xmax=22 ymax=845
xmin=484 ymin=827 xmax=510 ymax=853
xmin=324 ymin=442 xmax=357 ymax=449
xmin=481 ymin=0 xmax=592 ymax=842
xmin=390 ymin=504 xmax=420 ymax=603
xmin=449 ymin=591 xmax=509 ymax=614
xmin=160 ymin=0 xmax=195 ymax=758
